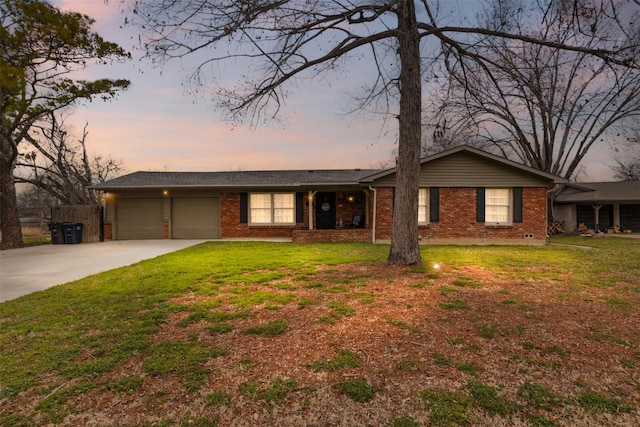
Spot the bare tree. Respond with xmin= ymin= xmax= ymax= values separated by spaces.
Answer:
xmin=612 ymin=157 xmax=640 ymax=180
xmin=0 ymin=0 xmax=130 ymax=248
xmin=15 ymin=114 xmax=125 ymax=206
xmin=610 ymin=131 xmax=640 ymax=180
xmin=124 ymin=0 xmax=639 ymax=264
xmin=429 ymin=0 xmax=640 ymax=181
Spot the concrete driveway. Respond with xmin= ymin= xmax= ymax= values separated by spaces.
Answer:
xmin=0 ymin=240 xmax=205 ymax=303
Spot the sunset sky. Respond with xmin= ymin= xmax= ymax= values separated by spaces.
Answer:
xmin=50 ymin=0 xmax=627 ymax=180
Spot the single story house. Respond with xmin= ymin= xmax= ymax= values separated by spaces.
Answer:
xmin=92 ymin=145 xmax=567 ymax=245
xmin=553 ymin=181 xmax=640 ymax=233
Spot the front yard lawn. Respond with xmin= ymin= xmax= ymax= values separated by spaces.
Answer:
xmin=1 ymin=238 xmax=639 ymax=426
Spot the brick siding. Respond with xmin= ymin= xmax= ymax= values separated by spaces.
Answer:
xmin=220 ymin=192 xmax=303 ymax=239
xmin=219 ymin=187 xmax=547 ymax=243
xmin=292 ymin=228 xmax=372 ymax=243
xmin=375 ymin=187 xmax=548 ymax=242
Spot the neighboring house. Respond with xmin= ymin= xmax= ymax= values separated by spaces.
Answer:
xmin=554 ymin=181 xmax=640 ymax=233
xmin=92 ymin=146 xmax=566 ymax=245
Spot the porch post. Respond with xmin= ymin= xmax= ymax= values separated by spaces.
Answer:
xmin=308 ymin=191 xmax=317 ymax=230
xmin=592 ymin=204 xmax=602 ymax=231
xmin=369 ymin=186 xmax=377 ymax=243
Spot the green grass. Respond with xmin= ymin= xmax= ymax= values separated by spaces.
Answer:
xmin=440 ymin=299 xmax=469 ymax=310
xmin=333 ymin=378 xmax=376 ymax=402
xmin=239 ymin=377 xmax=297 ymax=404
xmin=319 ymin=300 xmax=357 ymax=323
xmin=452 ymin=276 xmax=483 ymax=289
xmin=142 ymin=340 xmax=227 ymax=391
xmin=309 ymin=349 xmax=363 ymax=371
xmin=206 ymin=390 xmax=233 ymax=407
xmin=517 ymin=382 xmax=562 ymax=410
xmin=575 ymin=389 xmax=635 ymax=414
xmin=1 ymin=239 xmax=639 ymax=426
xmin=433 ymin=352 xmax=453 ymax=367
xmin=466 ymin=379 xmax=518 ymax=416
xmin=106 ymin=375 xmax=144 ymax=395
xmin=389 ymin=416 xmax=421 ymax=427
xmin=244 ymin=319 xmax=288 ymax=336
xmin=418 ymin=389 xmax=473 ymax=426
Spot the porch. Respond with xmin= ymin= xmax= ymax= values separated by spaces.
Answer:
xmin=294 ymin=189 xmax=373 ymax=243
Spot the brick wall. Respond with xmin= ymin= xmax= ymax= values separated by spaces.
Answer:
xmin=292 ymin=228 xmax=372 ymax=243
xmin=375 ymin=187 xmax=548 ymax=242
xmin=103 ymin=221 xmax=112 ymax=240
xmin=220 ymin=192 xmax=304 ymax=239
xmin=374 ymin=187 xmax=394 ymax=239
xmin=219 ymin=187 xmax=548 ymax=243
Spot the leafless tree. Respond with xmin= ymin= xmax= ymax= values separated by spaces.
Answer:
xmin=1 ymin=0 xmax=130 ymax=248
xmin=428 ymin=0 xmax=640 ymax=180
xmin=15 ymin=113 xmax=125 ymax=206
xmin=612 ymin=156 xmax=640 ymax=180
xmin=612 ymin=138 xmax=640 ymax=181
xmin=124 ymin=0 xmax=639 ymax=264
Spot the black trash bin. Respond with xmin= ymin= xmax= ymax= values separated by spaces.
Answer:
xmin=62 ymin=223 xmax=83 ymax=244
xmin=48 ymin=222 xmax=64 ymax=244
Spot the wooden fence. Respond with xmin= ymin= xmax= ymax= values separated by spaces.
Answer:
xmin=51 ymin=205 xmax=103 ymax=243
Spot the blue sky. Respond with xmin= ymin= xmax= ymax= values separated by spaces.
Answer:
xmin=50 ymin=0 xmax=627 ymax=180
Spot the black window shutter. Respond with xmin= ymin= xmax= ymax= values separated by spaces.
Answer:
xmin=296 ymin=192 xmax=304 ymax=223
xmin=476 ymin=187 xmax=485 ymax=222
xmin=513 ymin=187 xmax=523 ymax=223
xmin=429 ymin=187 xmax=440 ymax=222
xmin=240 ymin=193 xmax=248 ymax=223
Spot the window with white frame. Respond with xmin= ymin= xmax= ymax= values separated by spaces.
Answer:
xmin=485 ymin=188 xmax=511 ymax=224
xmin=418 ymin=188 xmax=429 ymax=224
xmin=249 ymin=193 xmax=295 ymax=225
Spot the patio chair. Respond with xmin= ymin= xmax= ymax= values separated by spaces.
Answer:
xmin=346 ymin=212 xmax=364 ymax=228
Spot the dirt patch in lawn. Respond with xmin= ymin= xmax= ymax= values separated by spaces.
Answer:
xmin=7 ymin=261 xmax=640 ymax=426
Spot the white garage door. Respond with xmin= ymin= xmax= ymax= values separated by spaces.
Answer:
xmin=172 ymin=198 xmax=220 ymax=239
xmin=116 ymin=199 xmax=164 ymax=239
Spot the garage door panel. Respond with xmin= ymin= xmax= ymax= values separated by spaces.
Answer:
xmin=620 ymin=204 xmax=640 ymax=232
xmin=116 ymin=199 xmax=164 ymax=239
xmin=172 ymin=198 xmax=220 ymax=239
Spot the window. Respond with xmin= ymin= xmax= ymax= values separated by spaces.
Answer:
xmin=485 ymin=188 xmax=511 ymax=224
xmin=249 ymin=193 xmax=295 ymax=225
xmin=418 ymin=188 xmax=429 ymax=224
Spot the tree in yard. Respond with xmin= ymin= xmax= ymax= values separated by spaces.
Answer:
xmin=426 ymin=0 xmax=640 ymax=181
xmin=124 ymin=0 xmax=639 ymax=264
xmin=612 ymin=155 xmax=640 ymax=180
xmin=0 ymin=0 xmax=130 ymax=248
xmin=15 ymin=113 xmax=125 ymax=207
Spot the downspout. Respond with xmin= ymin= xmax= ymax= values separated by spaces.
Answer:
xmin=308 ymin=191 xmax=317 ymax=230
xmin=369 ymin=186 xmax=377 ymax=244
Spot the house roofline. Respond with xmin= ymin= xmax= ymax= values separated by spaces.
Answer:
xmin=358 ymin=145 xmax=568 ymax=184
xmin=90 ymin=183 xmax=372 ymax=191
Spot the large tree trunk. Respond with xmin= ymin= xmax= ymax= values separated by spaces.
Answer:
xmin=388 ymin=0 xmax=422 ymax=265
xmin=0 ymin=138 xmax=23 ymax=249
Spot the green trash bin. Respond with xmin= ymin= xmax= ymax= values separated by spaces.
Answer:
xmin=62 ymin=223 xmax=83 ymax=244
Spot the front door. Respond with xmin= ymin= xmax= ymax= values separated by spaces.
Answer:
xmin=315 ymin=192 xmax=336 ymax=229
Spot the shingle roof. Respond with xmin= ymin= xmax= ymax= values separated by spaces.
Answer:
xmin=555 ymin=181 xmax=640 ymax=203
xmin=91 ymin=169 xmax=382 ymax=190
